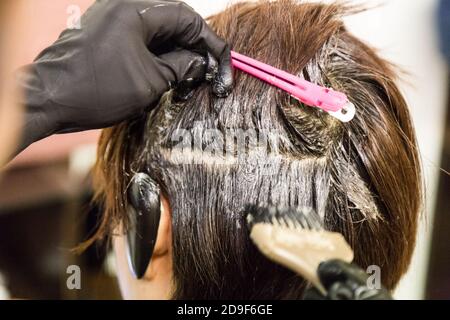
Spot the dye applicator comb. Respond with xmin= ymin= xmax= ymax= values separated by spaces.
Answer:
xmin=245 ymin=205 xmax=354 ymax=295
xmin=231 ymin=51 xmax=356 ymax=123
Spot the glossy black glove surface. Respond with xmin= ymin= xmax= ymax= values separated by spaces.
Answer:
xmin=18 ymin=0 xmax=233 ymax=152
xmin=304 ymin=259 xmax=393 ymax=300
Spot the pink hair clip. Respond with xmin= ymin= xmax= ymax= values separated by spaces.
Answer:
xmin=231 ymin=51 xmax=356 ymax=122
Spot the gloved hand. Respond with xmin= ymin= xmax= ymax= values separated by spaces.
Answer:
xmin=304 ymin=259 xmax=393 ymax=300
xmin=16 ymin=0 xmax=233 ymax=153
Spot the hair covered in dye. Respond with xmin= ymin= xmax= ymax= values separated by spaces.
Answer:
xmin=93 ymin=0 xmax=423 ymax=299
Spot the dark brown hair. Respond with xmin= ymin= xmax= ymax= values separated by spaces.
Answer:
xmin=92 ymin=0 xmax=423 ymax=299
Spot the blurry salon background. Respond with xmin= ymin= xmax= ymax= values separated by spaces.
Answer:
xmin=0 ymin=0 xmax=448 ymax=299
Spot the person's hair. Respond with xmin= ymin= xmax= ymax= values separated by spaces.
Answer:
xmin=92 ymin=0 xmax=423 ymax=299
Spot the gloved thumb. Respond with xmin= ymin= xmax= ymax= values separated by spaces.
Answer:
xmin=317 ymin=259 xmax=368 ymax=289
xmin=156 ymin=49 xmax=208 ymax=100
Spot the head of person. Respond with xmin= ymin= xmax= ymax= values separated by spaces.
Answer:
xmin=93 ymin=0 xmax=422 ymax=299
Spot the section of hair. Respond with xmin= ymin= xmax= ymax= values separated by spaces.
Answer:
xmin=93 ymin=0 xmax=422 ymax=298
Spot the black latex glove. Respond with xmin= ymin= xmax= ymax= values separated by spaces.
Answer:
xmin=304 ymin=260 xmax=393 ymax=300
xmin=16 ymin=0 xmax=233 ymax=154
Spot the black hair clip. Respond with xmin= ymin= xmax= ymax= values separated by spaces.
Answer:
xmin=127 ymin=173 xmax=161 ymax=279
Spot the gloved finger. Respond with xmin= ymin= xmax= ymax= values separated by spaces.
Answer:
xmin=318 ymin=260 xmax=393 ymax=300
xmin=317 ymin=259 xmax=369 ymax=290
xmin=138 ymin=1 xmax=234 ymax=97
xmin=174 ymin=5 xmax=234 ymax=96
xmin=211 ymin=45 xmax=234 ymax=98
xmin=204 ymin=50 xmax=233 ymax=97
xmin=156 ymin=49 xmax=208 ymax=100
xmin=327 ymin=282 xmax=355 ymax=300
xmin=205 ymin=52 xmax=219 ymax=83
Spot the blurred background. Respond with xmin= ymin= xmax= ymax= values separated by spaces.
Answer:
xmin=0 ymin=0 xmax=449 ymax=300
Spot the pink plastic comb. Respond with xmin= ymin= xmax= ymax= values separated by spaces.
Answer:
xmin=231 ymin=51 xmax=355 ymax=122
